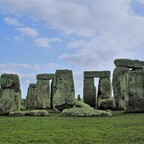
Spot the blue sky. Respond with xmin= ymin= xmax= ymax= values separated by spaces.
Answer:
xmin=0 ymin=0 xmax=144 ymax=98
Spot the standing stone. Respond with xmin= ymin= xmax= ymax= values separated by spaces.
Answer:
xmin=124 ymin=71 xmax=144 ymax=112
xmin=0 ymin=74 xmax=21 ymax=114
xmin=97 ymin=77 xmax=112 ymax=101
xmin=1 ymin=89 xmax=20 ymax=113
xmin=26 ymin=84 xmax=37 ymax=108
xmin=53 ymin=70 xmax=75 ymax=111
xmin=36 ymin=79 xmax=50 ymax=109
xmin=83 ymin=77 xmax=96 ymax=107
xmin=77 ymin=94 xmax=81 ymax=101
xmin=1 ymin=73 xmax=20 ymax=92
xmin=50 ymin=80 xmax=54 ymax=108
xmin=112 ymin=67 xmax=129 ymax=109
xmin=0 ymin=88 xmax=2 ymax=114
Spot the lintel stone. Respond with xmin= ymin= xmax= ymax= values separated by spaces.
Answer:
xmin=36 ymin=73 xmax=55 ymax=80
xmin=84 ymin=71 xmax=110 ymax=78
xmin=114 ymin=59 xmax=144 ymax=69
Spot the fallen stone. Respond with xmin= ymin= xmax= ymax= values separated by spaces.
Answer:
xmin=98 ymin=99 xmax=114 ymax=110
xmin=9 ymin=110 xmax=49 ymax=116
xmin=61 ymin=101 xmax=112 ymax=117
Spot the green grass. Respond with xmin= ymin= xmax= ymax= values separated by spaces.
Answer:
xmin=0 ymin=111 xmax=143 ymax=144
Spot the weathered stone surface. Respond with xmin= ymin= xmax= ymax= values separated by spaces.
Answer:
xmin=62 ymin=101 xmax=112 ymax=117
xmin=36 ymin=80 xmax=51 ymax=109
xmin=0 ymin=89 xmax=21 ymax=114
xmin=97 ymin=77 xmax=112 ymax=101
xmin=124 ymin=71 xmax=144 ymax=112
xmin=0 ymin=73 xmax=21 ymax=114
xmin=29 ymin=83 xmax=37 ymax=88
xmin=84 ymin=71 xmax=110 ymax=78
xmin=9 ymin=110 xmax=49 ymax=116
xmin=50 ymin=80 xmax=54 ymax=108
xmin=36 ymin=73 xmax=55 ymax=80
xmin=0 ymin=88 xmax=2 ymax=100
xmin=112 ymin=67 xmax=129 ymax=109
xmin=1 ymin=74 xmax=20 ymax=92
xmin=114 ymin=59 xmax=144 ymax=69
xmin=83 ymin=77 xmax=96 ymax=107
xmin=53 ymin=70 xmax=75 ymax=111
xmin=26 ymin=83 xmax=37 ymax=108
xmin=98 ymin=99 xmax=114 ymax=110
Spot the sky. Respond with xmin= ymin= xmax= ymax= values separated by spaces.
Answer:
xmin=0 ymin=0 xmax=144 ymax=98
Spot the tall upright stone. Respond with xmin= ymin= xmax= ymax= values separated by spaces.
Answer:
xmin=0 ymin=88 xmax=2 ymax=114
xmin=97 ymin=77 xmax=112 ymax=101
xmin=124 ymin=71 xmax=144 ymax=112
xmin=36 ymin=73 xmax=55 ymax=109
xmin=26 ymin=84 xmax=37 ymax=108
xmin=113 ymin=59 xmax=144 ymax=110
xmin=112 ymin=67 xmax=129 ymax=109
xmin=83 ymin=77 xmax=96 ymax=107
xmin=0 ymin=74 xmax=21 ymax=114
xmin=53 ymin=70 xmax=75 ymax=111
xmin=36 ymin=79 xmax=51 ymax=109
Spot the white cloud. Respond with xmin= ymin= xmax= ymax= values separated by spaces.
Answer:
xmin=34 ymin=38 xmax=50 ymax=48
xmin=0 ymin=64 xmax=32 ymax=71
xmin=16 ymin=27 xmax=39 ymax=37
xmin=136 ymin=0 xmax=144 ymax=4
xmin=0 ymin=0 xmax=142 ymax=37
xmin=68 ymin=40 xmax=86 ymax=49
xmin=4 ymin=17 xmax=22 ymax=26
xmin=43 ymin=63 xmax=59 ymax=70
xmin=0 ymin=0 xmax=132 ymax=36
xmin=10 ymin=63 xmax=41 ymax=70
xmin=0 ymin=63 xmax=59 ymax=72
xmin=14 ymin=36 xmax=24 ymax=41
xmin=34 ymin=37 xmax=61 ymax=48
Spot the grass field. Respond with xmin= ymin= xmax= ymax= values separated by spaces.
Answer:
xmin=0 ymin=111 xmax=143 ymax=144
